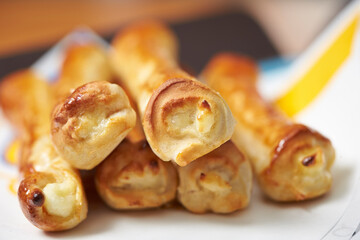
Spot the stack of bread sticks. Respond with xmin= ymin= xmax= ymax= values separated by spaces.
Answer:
xmin=0 ymin=21 xmax=335 ymax=232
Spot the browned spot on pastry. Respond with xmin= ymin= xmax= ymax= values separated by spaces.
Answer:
xmin=18 ymin=176 xmax=44 ymax=227
xmin=19 ymin=162 xmax=35 ymax=176
xmin=149 ymin=159 xmax=159 ymax=173
xmin=129 ymin=200 xmax=142 ymax=206
xmin=200 ymin=172 xmax=206 ymax=180
xmin=29 ymin=189 xmax=45 ymax=207
xmin=52 ymin=103 xmax=68 ymax=125
xmin=302 ymin=155 xmax=316 ymax=166
xmin=139 ymin=140 xmax=149 ymax=150
xmin=53 ymin=81 xmax=113 ymax=124
xmin=264 ymin=124 xmax=332 ymax=178
xmin=121 ymin=162 xmax=143 ymax=175
xmin=149 ymin=159 xmax=158 ymax=168
xmin=200 ymin=100 xmax=210 ymax=110
xmin=271 ymin=124 xmax=330 ymax=163
xmin=271 ymin=125 xmax=309 ymax=162
xmin=162 ymin=96 xmax=198 ymax=113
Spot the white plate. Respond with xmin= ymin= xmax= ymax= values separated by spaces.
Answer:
xmin=1 ymin=9 xmax=360 ymax=239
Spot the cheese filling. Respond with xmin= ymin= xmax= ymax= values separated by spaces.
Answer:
xmin=43 ymin=179 xmax=77 ymax=218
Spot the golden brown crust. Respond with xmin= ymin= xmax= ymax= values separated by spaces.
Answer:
xmin=18 ymin=137 xmax=87 ymax=231
xmin=51 ymin=81 xmax=136 ymax=170
xmin=53 ymin=81 xmax=113 ymax=125
xmin=259 ymin=125 xmax=334 ymax=200
xmin=201 ymin=53 xmax=335 ymax=201
xmin=177 ymin=141 xmax=252 ymax=213
xmin=111 ymin=21 xmax=235 ymax=166
xmin=95 ymin=139 xmax=177 ymax=209
xmin=18 ymin=172 xmax=52 ymax=230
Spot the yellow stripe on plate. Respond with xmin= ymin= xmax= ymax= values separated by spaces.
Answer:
xmin=5 ymin=139 xmax=20 ymax=165
xmin=276 ymin=15 xmax=359 ymax=117
xmin=8 ymin=178 xmax=18 ymax=195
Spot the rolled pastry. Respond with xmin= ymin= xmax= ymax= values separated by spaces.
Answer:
xmin=177 ymin=140 xmax=252 ymax=213
xmin=54 ymin=44 xmax=113 ymax=100
xmin=111 ymin=21 xmax=235 ymax=166
xmin=201 ymin=53 xmax=335 ymax=201
xmin=95 ymin=139 xmax=178 ymax=210
xmin=0 ymin=70 xmax=87 ymax=231
xmin=18 ymin=136 xmax=87 ymax=231
xmin=51 ymin=81 xmax=136 ymax=170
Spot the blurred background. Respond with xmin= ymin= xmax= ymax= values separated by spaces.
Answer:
xmin=0 ymin=0 xmax=351 ymax=78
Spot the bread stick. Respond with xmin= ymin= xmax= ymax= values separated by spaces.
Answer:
xmin=111 ymin=21 xmax=235 ymax=166
xmin=95 ymin=138 xmax=178 ymax=210
xmin=51 ymin=81 xmax=136 ymax=170
xmin=0 ymin=70 xmax=87 ymax=231
xmin=177 ymin=140 xmax=252 ymax=213
xmin=18 ymin=136 xmax=87 ymax=231
xmin=49 ymin=44 xmax=136 ymax=169
xmin=54 ymin=44 xmax=113 ymax=100
xmin=201 ymin=53 xmax=335 ymax=201
xmin=0 ymin=70 xmax=53 ymax=142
